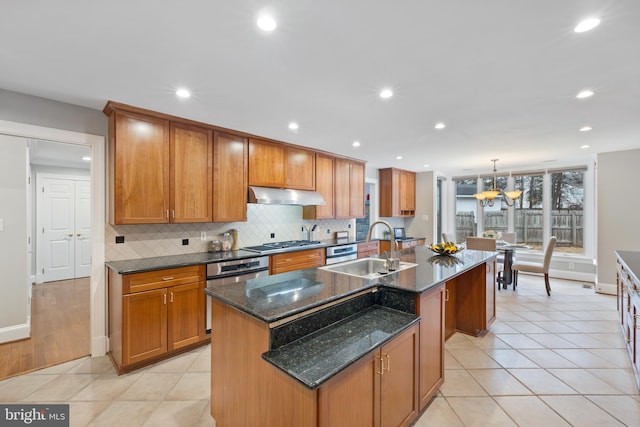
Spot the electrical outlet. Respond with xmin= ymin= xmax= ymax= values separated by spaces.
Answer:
xmin=347 ymin=224 xmax=352 ymax=229
xmin=200 ymin=231 xmax=207 ymax=241
xmin=182 ymin=238 xmax=189 ymax=246
xmin=270 ymin=233 xmax=275 ymax=239
xmin=568 ymin=262 xmax=575 ymax=270
xmin=422 ymin=214 xmax=429 ymax=221
xmin=326 ymin=229 xmax=330 ymax=234
xmin=115 ymin=235 xmax=125 ymax=244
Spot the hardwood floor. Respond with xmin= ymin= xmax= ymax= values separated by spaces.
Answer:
xmin=0 ymin=277 xmax=90 ymax=380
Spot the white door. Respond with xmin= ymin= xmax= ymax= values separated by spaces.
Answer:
xmin=42 ymin=178 xmax=75 ymax=282
xmin=40 ymin=176 xmax=91 ymax=282
xmin=74 ymin=180 xmax=92 ymax=277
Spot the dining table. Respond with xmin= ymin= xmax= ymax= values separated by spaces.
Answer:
xmin=496 ymin=241 xmax=531 ymax=289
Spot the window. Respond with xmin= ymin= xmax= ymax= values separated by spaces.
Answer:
xmin=481 ymin=175 xmax=508 ymax=236
xmin=513 ymin=173 xmax=544 ymax=250
xmin=550 ymin=170 xmax=584 ymax=253
xmin=454 ymin=178 xmax=477 ymax=242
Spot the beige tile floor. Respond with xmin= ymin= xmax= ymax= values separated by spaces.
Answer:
xmin=0 ymin=275 xmax=638 ymax=426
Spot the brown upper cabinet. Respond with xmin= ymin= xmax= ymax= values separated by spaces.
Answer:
xmin=106 ymin=105 xmax=213 ymax=225
xmin=213 ymin=132 xmax=248 ymax=222
xmin=379 ymin=167 xmax=416 ymax=217
xmin=170 ymin=123 xmax=213 ymax=223
xmin=248 ymin=138 xmax=286 ymax=187
xmin=303 ymin=153 xmax=335 ymax=219
xmin=108 ymin=109 xmax=170 ymax=224
xmin=335 ymin=159 xmax=365 ymax=218
xmin=248 ymin=138 xmax=315 ymax=190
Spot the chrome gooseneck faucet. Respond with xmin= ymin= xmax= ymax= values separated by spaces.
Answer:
xmin=365 ymin=220 xmax=397 ymax=264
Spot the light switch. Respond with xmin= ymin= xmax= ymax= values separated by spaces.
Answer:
xmin=0 ymin=218 xmax=4 ymax=231
xmin=422 ymin=215 xmax=429 ymax=221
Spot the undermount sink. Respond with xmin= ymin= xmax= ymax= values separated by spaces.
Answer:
xmin=319 ymin=257 xmax=417 ymax=280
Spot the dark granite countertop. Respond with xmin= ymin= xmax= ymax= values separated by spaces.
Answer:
xmin=262 ymin=305 xmax=419 ymax=389
xmin=204 ymin=246 xmax=497 ymax=323
xmin=616 ymin=250 xmax=640 ymax=284
xmin=105 ymin=237 xmax=373 ymax=275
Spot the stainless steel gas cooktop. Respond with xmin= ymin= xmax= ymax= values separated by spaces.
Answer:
xmin=242 ymin=240 xmax=323 ymax=254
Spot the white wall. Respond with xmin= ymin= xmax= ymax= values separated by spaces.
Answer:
xmin=597 ymin=148 xmax=640 ymax=289
xmin=0 ymin=135 xmax=29 ymax=342
xmin=407 ymin=171 xmax=434 ymax=243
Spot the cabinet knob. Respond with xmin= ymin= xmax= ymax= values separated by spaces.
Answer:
xmin=67 ymin=233 xmax=74 ymax=238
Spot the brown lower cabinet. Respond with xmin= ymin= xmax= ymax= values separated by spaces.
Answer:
xmin=318 ymin=324 xmax=419 ymax=427
xmin=358 ymin=241 xmax=380 ymax=258
xmin=379 ymin=239 xmax=425 ymax=254
xmin=108 ymin=265 xmax=208 ymax=373
xmin=270 ymin=248 xmax=325 ymax=274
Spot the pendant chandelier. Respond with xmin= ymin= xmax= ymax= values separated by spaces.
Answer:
xmin=473 ymin=159 xmax=522 ymax=207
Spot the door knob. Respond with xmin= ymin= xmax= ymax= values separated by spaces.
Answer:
xmin=76 ymin=233 xmax=82 ymax=237
xmin=67 ymin=233 xmax=73 ymax=237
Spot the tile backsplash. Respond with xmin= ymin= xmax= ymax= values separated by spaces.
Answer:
xmin=105 ymin=204 xmax=355 ymax=261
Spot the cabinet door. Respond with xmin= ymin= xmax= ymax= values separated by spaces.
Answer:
xmin=400 ymin=171 xmax=416 ymax=214
xmin=304 ymin=153 xmax=335 ymax=219
xmin=350 ymin=161 xmax=365 ymax=218
xmin=286 ymin=146 xmax=315 ymax=190
xmin=318 ymin=351 xmax=378 ymax=427
xmin=418 ymin=285 xmax=445 ymax=409
xmin=485 ymin=260 xmax=496 ymax=326
xmin=167 ymin=282 xmax=205 ymax=350
xmin=248 ymin=139 xmax=285 ymax=187
xmin=380 ymin=324 xmax=419 ymax=427
xmin=334 ymin=158 xmax=351 ymax=218
xmin=170 ymin=123 xmax=213 ymax=222
xmin=111 ymin=111 xmax=170 ymax=224
xmin=122 ymin=288 xmax=167 ymax=365
xmin=213 ymin=132 xmax=248 ymax=222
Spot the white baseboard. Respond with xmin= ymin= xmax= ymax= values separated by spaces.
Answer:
xmin=0 ymin=323 xmax=30 ymax=344
xmin=91 ymin=335 xmax=108 ymax=357
xmin=595 ymin=282 xmax=616 ymax=295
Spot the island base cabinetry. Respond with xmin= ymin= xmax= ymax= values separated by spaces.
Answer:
xmin=444 ymin=260 xmax=496 ymax=340
xmin=318 ymin=324 xmax=419 ymax=427
xmin=417 ymin=284 xmax=445 ymax=409
xmin=210 ymin=299 xmax=419 ymax=427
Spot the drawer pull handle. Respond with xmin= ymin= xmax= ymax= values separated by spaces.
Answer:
xmin=162 ymin=277 xmax=174 ymax=281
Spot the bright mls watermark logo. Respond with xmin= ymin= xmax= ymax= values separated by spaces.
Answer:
xmin=1 ymin=404 xmax=69 ymax=426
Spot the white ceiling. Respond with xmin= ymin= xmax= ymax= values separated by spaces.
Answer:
xmin=2 ymin=0 xmax=639 ymax=175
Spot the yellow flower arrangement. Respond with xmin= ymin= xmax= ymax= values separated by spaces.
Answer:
xmin=429 ymin=242 xmax=461 ymax=255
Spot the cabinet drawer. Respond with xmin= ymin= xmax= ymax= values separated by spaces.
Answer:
xmin=271 ymin=248 xmax=325 ymax=274
xmin=123 ymin=265 xmax=203 ymax=294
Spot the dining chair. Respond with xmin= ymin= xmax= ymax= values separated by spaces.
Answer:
xmin=512 ymin=236 xmax=557 ymax=296
xmin=442 ymin=232 xmax=456 ymax=243
xmin=465 ymin=236 xmax=496 ymax=251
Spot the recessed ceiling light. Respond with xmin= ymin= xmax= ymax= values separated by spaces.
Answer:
xmin=82 ymin=156 xmax=91 ymax=161
xmin=257 ymin=15 xmax=276 ymax=31
xmin=574 ymin=17 xmax=600 ymax=33
xmin=576 ymin=89 xmax=594 ymax=99
xmin=380 ymin=88 xmax=393 ymax=99
xmin=352 ymin=141 xmax=361 ymax=147
xmin=434 ymin=122 xmax=446 ymax=130
xmin=581 ymin=144 xmax=591 ymax=149
xmin=288 ymin=122 xmax=298 ymax=130
xmin=396 ymin=156 xmax=403 ymax=160
xmin=423 ymin=164 xmax=430 ymax=168
xmin=176 ymin=88 xmax=191 ymax=98
xmin=579 ymin=126 xmax=593 ymax=132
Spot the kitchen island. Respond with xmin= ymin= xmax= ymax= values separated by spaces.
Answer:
xmin=204 ymin=246 xmax=497 ymax=427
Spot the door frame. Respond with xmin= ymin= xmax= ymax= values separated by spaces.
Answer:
xmin=35 ymin=172 xmax=90 ymax=284
xmin=0 ymin=119 xmax=106 ymax=357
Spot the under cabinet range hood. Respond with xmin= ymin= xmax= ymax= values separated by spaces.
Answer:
xmin=248 ymin=186 xmax=326 ymax=206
